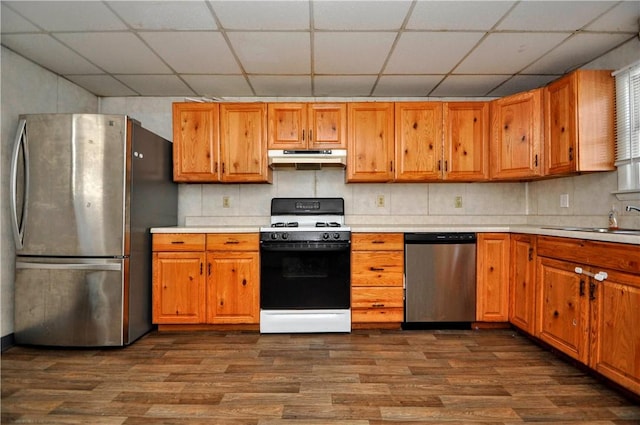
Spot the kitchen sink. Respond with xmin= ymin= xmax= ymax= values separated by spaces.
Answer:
xmin=542 ymin=226 xmax=640 ymax=235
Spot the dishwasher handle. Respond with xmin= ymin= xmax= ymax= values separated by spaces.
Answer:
xmin=404 ymin=232 xmax=476 ymax=244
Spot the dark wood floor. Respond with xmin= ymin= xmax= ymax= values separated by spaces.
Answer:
xmin=2 ymin=328 xmax=639 ymax=424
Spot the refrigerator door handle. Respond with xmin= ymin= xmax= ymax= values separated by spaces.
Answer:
xmin=16 ymin=262 xmax=122 ymax=271
xmin=10 ymin=118 xmax=29 ymax=249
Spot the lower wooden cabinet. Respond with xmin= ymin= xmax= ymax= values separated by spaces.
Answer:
xmin=351 ymin=233 xmax=404 ymax=324
xmin=152 ymin=233 xmax=259 ymax=325
xmin=476 ymin=233 xmax=510 ymax=322
xmin=509 ymin=233 xmax=536 ymax=334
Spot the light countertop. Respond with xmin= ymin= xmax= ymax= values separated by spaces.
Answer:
xmin=151 ymin=224 xmax=640 ymax=245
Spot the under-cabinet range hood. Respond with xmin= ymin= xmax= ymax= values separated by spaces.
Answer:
xmin=268 ymin=149 xmax=347 ymax=170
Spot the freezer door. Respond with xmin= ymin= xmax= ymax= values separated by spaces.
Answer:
xmin=12 ymin=114 xmax=128 ymax=256
xmin=14 ymin=258 xmax=125 ymax=347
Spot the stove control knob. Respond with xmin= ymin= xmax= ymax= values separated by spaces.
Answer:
xmin=323 ymin=233 xmax=330 ymax=240
xmin=270 ymin=233 xmax=278 ymax=240
xmin=282 ymin=233 xmax=289 ymax=240
xmin=333 ymin=233 xmax=340 ymax=239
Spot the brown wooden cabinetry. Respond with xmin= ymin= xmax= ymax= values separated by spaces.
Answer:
xmin=347 ymin=102 xmax=395 ymax=182
xmin=476 ymin=233 xmax=510 ymax=322
xmin=490 ymin=88 xmax=543 ymax=180
xmin=544 ymin=69 xmax=615 ymax=175
xmin=351 ymin=233 xmax=404 ymax=324
xmin=205 ymin=233 xmax=260 ymax=324
xmin=443 ymin=102 xmax=489 ymax=181
xmin=509 ymin=233 xmax=536 ymax=334
xmin=267 ymin=103 xmax=347 ymax=150
xmin=152 ymin=233 xmax=259 ymax=326
xmin=536 ymin=236 xmax=640 ymax=395
xmin=152 ymin=234 xmax=206 ymax=324
xmin=172 ymin=103 xmax=219 ymax=182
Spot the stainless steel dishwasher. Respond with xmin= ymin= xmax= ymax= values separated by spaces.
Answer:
xmin=404 ymin=233 xmax=476 ymax=326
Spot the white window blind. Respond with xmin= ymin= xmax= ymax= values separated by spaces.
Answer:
xmin=614 ymin=60 xmax=640 ymax=191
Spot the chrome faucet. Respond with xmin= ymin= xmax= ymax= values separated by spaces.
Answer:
xmin=626 ymin=205 xmax=640 ymax=213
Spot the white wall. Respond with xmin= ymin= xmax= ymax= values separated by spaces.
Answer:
xmin=1 ymin=46 xmax=98 ymax=340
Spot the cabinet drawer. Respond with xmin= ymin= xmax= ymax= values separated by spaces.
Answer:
xmin=351 ymin=251 xmax=404 ymax=287
xmin=153 ymin=234 xmax=205 ymax=252
xmin=352 ymin=308 xmax=404 ymax=323
xmin=352 ymin=287 xmax=403 ymax=308
xmin=352 ymin=233 xmax=404 ymax=251
xmin=206 ymin=233 xmax=259 ymax=251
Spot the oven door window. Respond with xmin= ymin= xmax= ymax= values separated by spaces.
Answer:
xmin=260 ymin=246 xmax=350 ymax=309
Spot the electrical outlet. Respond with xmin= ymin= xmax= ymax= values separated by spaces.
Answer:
xmin=376 ymin=194 xmax=385 ymax=208
xmin=454 ymin=196 xmax=463 ymax=208
xmin=560 ymin=193 xmax=569 ymax=208
xmin=222 ymin=196 xmax=231 ymax=208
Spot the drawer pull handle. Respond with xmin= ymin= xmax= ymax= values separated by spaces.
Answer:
xmin=371 ymin=240 xmax=385 ymax=244
xmin=171 ymin=241 xmax=185 ymax=244
xmin=370 ymin=267 xmax=384 ymax=271
xmin=225 ymin=240 xmax=240 ymax=244
xmin=372 ymin=303 xmax=385 ymax=307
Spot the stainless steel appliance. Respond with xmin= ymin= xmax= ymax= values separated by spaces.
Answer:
xmin=10 ymin=114 xmax=177 ymax=347
xmin=259 ymin=198 xmax=351 ymax=333
xmin=404 ymin=233 xmax=476 ymax=325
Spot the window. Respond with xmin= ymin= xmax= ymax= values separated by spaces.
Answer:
xmin=614 ymin=60 xmax=640 ymax=192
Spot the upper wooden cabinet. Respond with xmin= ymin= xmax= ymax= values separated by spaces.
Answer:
xmin=394 ymin=102 xmax=443 ymax=181
xmin=219 ymin=103 xmax=271 ymax=183
xmin=443 ymin=102 xmax=489 ymax=181
xmin=172 ymin=103 xmax=220 ymax=182
xmin=172 ymin=102 xmax=271 ymax=183
xmin=544 ymin=69 xmax=615 ymax=176
xmin=347 ymin=102 xmax=395 ymax=182
xmin=267 ymin=103 xmax=347 ymax=150
xmin=490 ymin=88 xmax=544 ymax=180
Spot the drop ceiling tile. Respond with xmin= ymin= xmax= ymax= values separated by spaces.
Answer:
xmin=64 ymin=75 xmax=137 ymax=97
xmin=0 ymin=4 xmax=39 ymax=32
xmin=55 ymin=32 xmax=172 ymax=74
xmin=315 ymin=32 xmax=396 ymax=74
xmin=407 ymin=1 xmax=515 ymax=30
xmin=586 ymin=1 xmax=640 ymax=32
xmin=313 ymin=0 xmax=411 ymax=30
xmin=107 ymin=1 xmax=217 ymax=30
xmin=249 ymin=75 xmax=312 ymax=96
xmin=4 ymin=1 xmax=126 ymax=31
xmin=456 ymin=32 xmax=570 ymax=74
xmin=212 ymin=1 xmax=309 ymax=30
xmin=140 ymin=32 xmax=240 ymax=73
xmin=373 ymin=75 xmax=443 ymax=97
xmin=430 ymin=75 xmax=509 ymax=97
xmin=182 ymin=75 xmax=254 ymax=97
xmin=488 ymin=75 xmax=560 ymax=97
xmin=385 ymin=32 xmax=484 ymax=74
xmin=523 ymin=33 xmax=633 ymax=74
xmin=1 ymin=34 xmax=102 ymax=74
xmin=116 ymin=75 xmax=195 ymax=96
xmin=313 ymin=75 xmax=377 ymax=96
xmin=497 ymin=1 xmax=615 ymax=31
xmin=227 ymin=32 xmax=310 ymax=74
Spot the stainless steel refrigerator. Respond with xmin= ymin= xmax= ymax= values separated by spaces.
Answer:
xmin=10 ymin=114 xmax=177 ymax=347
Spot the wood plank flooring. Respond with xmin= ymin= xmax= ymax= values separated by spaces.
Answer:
xmin=2 ymin=329 xmax=639 ymax=424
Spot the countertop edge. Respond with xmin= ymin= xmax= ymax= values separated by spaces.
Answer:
xmin=150 ymin=225 xmax=640 ymax=245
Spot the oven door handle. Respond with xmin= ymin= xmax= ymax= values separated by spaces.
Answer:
xmin=260 ymin=243 xmax=350 ymax=252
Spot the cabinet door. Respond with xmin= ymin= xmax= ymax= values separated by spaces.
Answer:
xmin=267 ymin=103 xmax=307 ymax=150
xmin=394 ymin=102 xmax=443 ymax=181
xmin=308 ymin=103 xmax=347 ymax=149
xmin=536 ymin=257 xmax=590 ymax=363
xmin=509 ymin=234 xmax=536 ymax=334
xmin=590 ymin=269 xmax=640 ymax=395
xmin=545 ymin=75 xmax=576 ymax=175
xmin=476 ymin=233 xmax=510 ymax=321
xmin=490 ymin=89 xmax=543 ymax=179
xmin=220 ymin=103 xmax=271 ymax=183
xmin=444 ymin=102 xmax=489 ymax=181
xmin=206 ymin=252 xmax=259 ymax=324
xmin=172 ymin=103 xmax=219 ymax=182
xmin=347 ymin=102 xmax=395 ymax=182
xmin=152 ymin=252 xmax=205 ymax=324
